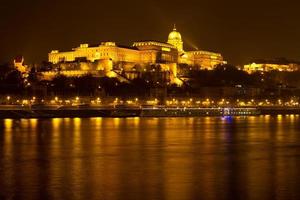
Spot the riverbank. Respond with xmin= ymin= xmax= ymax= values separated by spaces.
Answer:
xmin=0 ymin=105 xmax=297 ymax=118
xmin=0 ymin=105 xmax=255 ymax=118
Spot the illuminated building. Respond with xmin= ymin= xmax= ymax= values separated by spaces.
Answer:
xmin=167 ymin=24 xmax=184 ymax=52
xmin=244 ymin=59 xmax=300 ymax=73
xmin=14 ymin=56 xmax=27 ymax=73
xmin=47 ymin=26 xmax=226 ymax=83
xmin=183 ymin=51 xmax=225 ymax=70
xmin=166 ymin=25 xmax=226 ymax=70
xmin=49 ymin=41 xmax=177 ymax=66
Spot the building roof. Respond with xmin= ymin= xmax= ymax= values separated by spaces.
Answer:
xmin=168 ymin=24 xmax=182 ymax=41
xmin=249 ymin=58 xmax=300 ymax=65
xmin=117 ymin=45 xmax=139 ymax=50
xmin=186 ymin=50 xmax=222 ymax=57
xmin=133 ymin=40 xmax=176 ymax=49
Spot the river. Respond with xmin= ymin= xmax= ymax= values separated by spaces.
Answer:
xmin=1 ymin=116 xmax=300 ymax=199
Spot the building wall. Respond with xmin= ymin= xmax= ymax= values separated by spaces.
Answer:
xmin=133 ymin=41 xmax=178 ymax=63
xmin=49 ymin=41 xmax=179 ymax=67
xmin=49 ymin=42 xmax=142 ymax=64
xmin=184 ymin=51 xmax=226 ymax=70
xmin=244 ymin=63 xmax=300 ymax=73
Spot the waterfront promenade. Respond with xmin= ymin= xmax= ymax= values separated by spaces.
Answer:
xmin=0 ymin=104 xmax=299 ymax=118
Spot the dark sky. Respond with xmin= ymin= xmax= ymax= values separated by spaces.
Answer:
xmin=1 ymin=0 xmax=300 ymax=65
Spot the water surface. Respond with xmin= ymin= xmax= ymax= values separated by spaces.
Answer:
xmin=1 ymin=116 xmax=300 ymax=200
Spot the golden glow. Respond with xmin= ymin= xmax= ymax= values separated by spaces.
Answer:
xmin=52 ymin=118 xmax=62 ymax=131
xmin=146 ymin=99 xmax=158 ymax=105
xmin=113 ymin=118 xmax=120 ymax=126
xmin=244 ymin=63 xmax=298 ymax=73
xmin=47 ymin=26 xmax=226 ymax=83
xmin=167 ymin=25 xmax=183 ymax=52
xmin=106 ymin=71 xmax=117 ymax=78
xmin=94 ymin=117 xmax=102 ymax=128
xmin=30 ymin=119 xmax=38 ymax=129
xmin=4 ymin=119 xmax=13 ymax=132
xmin=74 ymin=118 xmax=81 ymax=129
xmin=162 ymin=47 xmax=171 ymax=52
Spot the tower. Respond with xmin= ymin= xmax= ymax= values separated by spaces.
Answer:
xmin=167 ymin=24 xmax=183 ymax=52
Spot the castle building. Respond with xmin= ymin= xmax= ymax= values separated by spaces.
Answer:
xmin=49 ymin=41 xmax=177 ymax=65
xmin=244 ymin=59 xmax=300 ymax=73
xmin=47 ymin=26 xmax=226 ymax=83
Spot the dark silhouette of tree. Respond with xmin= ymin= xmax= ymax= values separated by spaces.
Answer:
xmin=39 ymin=61 xmax=53 ymax=71
xmin=5 ymin=70 xmax=23 ymax=85
xmin=73 ymin=74 xmax=98 ymax=96
xmin=98 ymin=77 xmax=120 ymax=96
xmin=0 ymin=63 xmax=14 ymax=83
xmin=0 ymin=69 xmax=24 ymax=94
xmin=187 ymin=64 xmax=262 ymax=88
xmin=50 ymin=75 xmax=70 ymax=95
xmin=28 ymin=67 xmax=39 ymax=83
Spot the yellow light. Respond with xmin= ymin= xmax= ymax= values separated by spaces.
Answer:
xmin=146 ymin=100 xmax=158 ymax=105
xmin=162 ymin=47 xmax=171 ymax=52
xmin=239 ymin=101 xmax=246 ymax=106
xmin=126 ymin=100 xmax=133 ymax=104
xmin=22 ymin=100 xmax=29 ymax=105
xmin=4 ymin=119 xmax=13 ymax=131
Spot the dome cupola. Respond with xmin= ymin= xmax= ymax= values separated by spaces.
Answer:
xmin=167 ymin=24 xmax=183 ymax=52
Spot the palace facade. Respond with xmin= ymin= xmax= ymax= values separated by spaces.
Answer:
xmin=47 ymin=26 xmax=226 ymax=84
xmin=244 ymin=59 xmax=300 ymax=73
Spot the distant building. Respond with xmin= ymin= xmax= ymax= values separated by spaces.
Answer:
xmin=47 ymin=26 xmax=226 ymax=84
xmin=13 ymin=56 xmax=27 ymax=73
xmin=244 ymin=59 xmax=300 ymax=73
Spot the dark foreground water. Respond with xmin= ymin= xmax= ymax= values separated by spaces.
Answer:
xmin=1 ymin=116 xmax=300 ymax=200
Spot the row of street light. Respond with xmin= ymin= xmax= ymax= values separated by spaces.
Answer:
xmin=2 ymin=96 xmax=300 ymax=107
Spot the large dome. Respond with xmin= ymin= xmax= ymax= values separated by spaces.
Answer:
xmin=168 ymin=26 xmax=182 ymax=41
xmin=167 ymin=25 xmax=184 ymax=52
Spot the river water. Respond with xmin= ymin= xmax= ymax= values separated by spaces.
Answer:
xmin=1 ymin=116 xmax=300 ymax=200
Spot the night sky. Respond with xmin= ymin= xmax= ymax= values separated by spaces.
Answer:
xmin=1 ymin=0 xmax=300 ymax=65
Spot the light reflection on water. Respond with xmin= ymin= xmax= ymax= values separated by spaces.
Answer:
xmin=1 ymin=116 xmax=300 ymax=199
